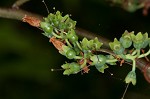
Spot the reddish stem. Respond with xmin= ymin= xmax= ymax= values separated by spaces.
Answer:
xmin=136 ymin=58 xmax=150 ymax=83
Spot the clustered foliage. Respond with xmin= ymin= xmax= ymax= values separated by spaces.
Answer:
xmin=40 ymin=11 xmax=150 ymax=85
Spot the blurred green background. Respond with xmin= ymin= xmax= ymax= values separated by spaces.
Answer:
xmin=0 ymin=0 xmax=150 ymax=99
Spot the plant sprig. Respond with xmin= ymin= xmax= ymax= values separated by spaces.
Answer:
xmin=40 ymin=11 xmax=150 ymax=85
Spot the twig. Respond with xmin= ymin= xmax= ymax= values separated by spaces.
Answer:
xmin=0 ymin=7 xmax=150 ymax=83
xmin=0 ymin=7 xmax=43 ymax=21
xmin=12 ymin=0 xmax=30 ymax=9
xmin=0 ymin=7 xmax=110 ymax=48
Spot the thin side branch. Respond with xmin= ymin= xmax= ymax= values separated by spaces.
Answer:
xmin=0 ymin=7 xmax=43 ymax=21
xmin=0 ymin=7 xmax=150 ymax=83
xmin=12 ymin=0 xmax=30 ymax=9
xmin=0 ymin=7 xmax=110 ymax=48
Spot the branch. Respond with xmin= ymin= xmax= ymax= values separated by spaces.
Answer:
xmin=0 ymin=7 xmax=150 ymax=83
xmin=12 ymin=0 xmax=30 ymax=9
xmin=0 ymin=7 xmax=110 ymax=48
xmin=0 ymin=7 xmax=43 ymax=21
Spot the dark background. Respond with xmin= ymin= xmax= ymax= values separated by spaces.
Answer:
xmin=0 ymin=0 xmax=150 ymax=99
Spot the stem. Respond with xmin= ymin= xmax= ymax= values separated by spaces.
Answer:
xmin=131 ymin=50 xmax=137 ymax=56
xmin=0 ymin=7 xmax=150 ymax=83
xmin=132 ymin=60 xmax=136 ymax=71
xmin=76 ymin=41 xmax=82 ymax=50
xmin=52 ymin=32 xmax=62 ymax=38
xmin=138 ymin=49 xmax=150 ymax=58
xmin=98 ymin=48 xmax=116 ymax=56
xmin=0 ymin=7 xmax=43 ymax=21
xmin=81 ymin=58 xmax=87 ymax=68
xmin=74 ymin=56 xmax=83 ymax=59
xmin=125 ymin=54 xmax=136 ymax=71
xmin=0 ymin=7 xmax=110 ymax=48
xmin=65 ymin=39 xmax=73 ymax=48
xmin=120 ymin=54 xmax=126 ymax=60
xmin=136 ymin=49 xmax=141 ymax=56
xmin=106 ymin=59 xmax=118 ymax=63
xmin=12 ymin=0 xmax=30 ymax=9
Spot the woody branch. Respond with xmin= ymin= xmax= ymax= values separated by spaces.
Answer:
xmin=0 ymin=1 xmax=149 ymax=83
